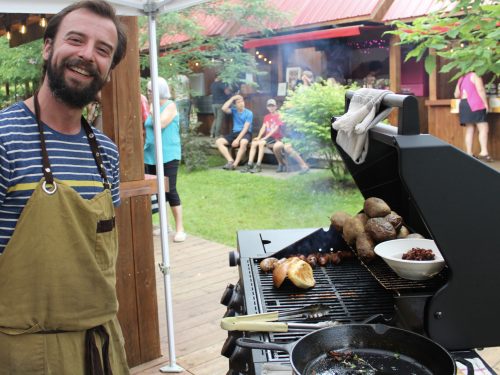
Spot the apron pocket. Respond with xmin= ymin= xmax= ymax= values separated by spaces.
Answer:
xmin=0 ymin=332 xmax=45 ymax=374
xmin=95 ymin=218 xmax=117 ymax=271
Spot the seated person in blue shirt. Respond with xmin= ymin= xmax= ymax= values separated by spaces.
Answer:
xmin=216 ymin=95 xmax=253 ymax=170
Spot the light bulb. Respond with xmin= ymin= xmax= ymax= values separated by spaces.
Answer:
xmin=20 ymin=24 xmax=26 ymax=34
xmin=40 ymin=16 xmax=47 ymax=28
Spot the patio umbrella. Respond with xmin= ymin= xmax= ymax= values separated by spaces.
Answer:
xmin=0 ymin=0 xmax=211 ymax=372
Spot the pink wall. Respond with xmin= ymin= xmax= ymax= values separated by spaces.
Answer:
xmin=401 ymin=58 xmax=429 ymax=97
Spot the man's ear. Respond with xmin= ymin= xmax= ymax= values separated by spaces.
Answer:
xmin=42 ymin=39 xmax=52 ymax=60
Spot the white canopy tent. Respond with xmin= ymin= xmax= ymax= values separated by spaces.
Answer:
xmin=0 ymin=0 xmax=210 ymax=372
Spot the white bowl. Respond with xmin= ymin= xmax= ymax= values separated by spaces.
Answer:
xmin=374 ymin=239 xmax=445 ymax=281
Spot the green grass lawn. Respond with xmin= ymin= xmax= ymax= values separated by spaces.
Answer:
xmin=154 ymin=156 xmax=363 ymax=246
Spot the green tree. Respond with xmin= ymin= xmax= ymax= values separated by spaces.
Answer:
xmin=140 ymin=0 xmax=289 ymax=88
xmin=279 ymin=83 xmax=350 ymax=181
xmin=0 ymin=38 xmax=43 ymax=106
xmin=387 ymin=0 xmax=499 ymax=81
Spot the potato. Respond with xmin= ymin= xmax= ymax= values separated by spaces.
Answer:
xmin=356 ymin=233 xmax=376 ymax=263
xmin=364 ymin=197 xmax=391 ymax=218
xmin=273 ymin=257 xmax=315 ymax=289
xmin=259 ymin=257 xmax=278 ymax=272
xmin=342 ymin=216 xmax=365 ymax=245
xmin=356 ymin=212 xmax=369 ymax=225
xmin=406 ymin=233 xmax=425 ymax=239
xmin=330 ymin=211 xmax=351 ymax=232
xmin=397 ymin=225 xmax=410 ymax=238
xmin=287 ymin=259 xmax=315 ymax=289
xmin=384 ymin=211 xmax=403 ymax=230
xmin=273 ymin=257 xmax=297 ymax=288
xmin=365 ymin=217 xmax=397 ymax=242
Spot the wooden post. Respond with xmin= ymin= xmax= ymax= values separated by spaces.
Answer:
xmin=389 ymin=34 xmax=401 ymax=93
xmin=388 ymin=34 xmax=401 ymax=126
xmin=101 ymin=16 xmax=161 ymax=367
xmin=428 ymin=49 xmax=437 ymax=101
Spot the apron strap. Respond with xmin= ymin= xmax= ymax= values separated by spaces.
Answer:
xmin=33 ymin=91 xmax=55 ymax=188
xmin=81 ymin=118 xmax=111 ymax=190
xmin=85 ymin=325 xmax=113 ymax=375
xmin=33 ymin=92 xmax=111 ymax=191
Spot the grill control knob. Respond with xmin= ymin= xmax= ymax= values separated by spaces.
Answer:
xmin=229 ymin=251 xmax=240 ymax=267
xmin=220 ymin=283 xmax=235 ymax=306
xmin=229 ymin=346 xmax=250 ymax=373
xmin=221 ymin=331 xmax=243 ymax=358
xmin=227 ymin=284 xmax=245 ymax=313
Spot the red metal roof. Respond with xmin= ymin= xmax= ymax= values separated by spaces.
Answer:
xmin=274 ymin=0 xmax=382 ymax=27
xmin=159 ymin=0 xmax=459 ymax=48
xmin=382 ymin=0 xmax=454 ymax=22
xmin=159 ymin=0 xmax=384 ymax=48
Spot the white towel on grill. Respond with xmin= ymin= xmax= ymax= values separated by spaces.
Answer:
xmin=332 ymin=88 xmax=393 ymax=164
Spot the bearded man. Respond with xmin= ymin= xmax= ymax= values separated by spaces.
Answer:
xmin=0 ymin=1 xmax=130 ymax=373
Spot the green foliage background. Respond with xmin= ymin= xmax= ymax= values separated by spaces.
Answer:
xmin=0 ymin=38 xmax=43 ymax=106
xmin=388 ymin=0 xmax=499 ymax=81
xmin=279 ymin=83 xmax=349 ymax=180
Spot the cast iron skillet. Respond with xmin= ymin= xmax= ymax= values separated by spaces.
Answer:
xmin=237 ymin=324 xmax=456 ymax=375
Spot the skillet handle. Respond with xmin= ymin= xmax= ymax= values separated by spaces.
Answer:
xmin=451 ymin=354 xmax=474 ymax=375
xmin=236 ymin=337 xmax=291 ymax=353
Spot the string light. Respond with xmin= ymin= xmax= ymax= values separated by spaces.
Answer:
xmin=39 ymin=15 xmax=47 ymax=28
xmin=6 ymin=27 xmax=11 ymax=40
xmin=20 ymin=22 xmax=27 ymax=35
xmin=346 ymin=39 xmax=389 ymax=54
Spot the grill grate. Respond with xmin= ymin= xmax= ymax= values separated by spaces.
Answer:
xmin=357 ymin=256 xmax=447 ymax=291
xmin=251 ymin=257 xmax=394 ymax=362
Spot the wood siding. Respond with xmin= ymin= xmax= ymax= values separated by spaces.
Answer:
xmin=427 ymin=100 xmax=499 ymax=159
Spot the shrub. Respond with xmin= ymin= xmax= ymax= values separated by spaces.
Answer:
xmin=180 ymin=109 xmax=212 ymax=172
xmin=279 ymin=82 xmax=349 ymax=181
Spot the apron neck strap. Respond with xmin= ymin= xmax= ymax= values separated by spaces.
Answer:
xmin=33 ymin=92 xmax=111 ymax=190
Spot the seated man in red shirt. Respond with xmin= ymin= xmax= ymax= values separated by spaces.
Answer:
xmin=241 ymin=99 xmax=283 ymax=173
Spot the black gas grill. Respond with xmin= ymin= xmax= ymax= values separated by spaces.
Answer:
xmin=221 ymin=92 xmax=500 ymax=375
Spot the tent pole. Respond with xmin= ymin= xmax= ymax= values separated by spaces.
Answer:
xmin=147 ymin=11 xmax=183 ymax=374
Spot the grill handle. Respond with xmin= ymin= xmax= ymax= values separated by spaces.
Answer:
xmin=345 ymin=90 xmax=420 ymax=136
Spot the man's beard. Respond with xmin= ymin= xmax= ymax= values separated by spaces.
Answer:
xmin=46 ymin=53 xmax=106 ymax=108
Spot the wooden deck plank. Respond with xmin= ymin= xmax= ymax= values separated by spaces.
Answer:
xmin=131 ymin=232 xmax=237 ymax=374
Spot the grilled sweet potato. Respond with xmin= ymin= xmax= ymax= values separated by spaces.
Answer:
xmin=365 ymin=217 xmax=397 ymax=242
xmin=343 ymin=216 xmax=365 ymax=245
xmin=364 ymin=197 xmax=391 ymax=218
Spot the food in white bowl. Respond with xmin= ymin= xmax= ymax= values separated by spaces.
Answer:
xmin=374 ymin=239 xmax=445 ymax=281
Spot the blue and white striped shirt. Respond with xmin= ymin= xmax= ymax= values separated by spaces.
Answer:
xmin=0 ymin=102 xmax=120 ymax=254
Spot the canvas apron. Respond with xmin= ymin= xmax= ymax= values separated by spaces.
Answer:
xmin=0 ymin=94 xmax=129 ymax=374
